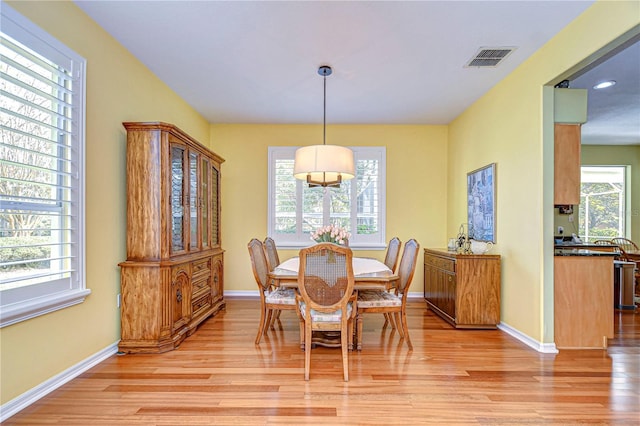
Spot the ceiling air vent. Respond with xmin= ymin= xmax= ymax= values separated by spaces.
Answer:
xmin=465 ymin=47 xmax=516 ymax=68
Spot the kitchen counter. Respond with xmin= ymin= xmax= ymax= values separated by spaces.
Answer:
xmin=554 ymin=255 xmax=614 ymax=349
xmin=554 ymin=248 xmax=618 ymax=256
xmin=554 ymin=242 xmax=608 ymax=248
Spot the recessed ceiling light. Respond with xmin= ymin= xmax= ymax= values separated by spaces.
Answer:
xmin=593 ymin=80 xmax=616 ymax=89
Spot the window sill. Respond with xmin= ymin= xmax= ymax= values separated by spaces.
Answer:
xmin=0 ymin=288 xmax=92 ymax=328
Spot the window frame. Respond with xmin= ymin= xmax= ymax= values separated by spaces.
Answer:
xmin=268 ymin=146 xmax=386 ymax=250
xmin=0 ymin=3 xmax=89 ymax=327
xmin=578 ymin=165 xmax=629 ymax=243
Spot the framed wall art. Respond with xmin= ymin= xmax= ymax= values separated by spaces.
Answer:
xmin=467 ymin=163 xmax=496 ymax=243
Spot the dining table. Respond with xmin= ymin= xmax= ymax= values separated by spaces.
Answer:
xmin=267 ymin=256 xmax=398 ymax=349
xmin=268 ymin=256 xmax=398 ymax=291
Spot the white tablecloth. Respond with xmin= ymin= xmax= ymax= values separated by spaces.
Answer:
xmin=277 ymin=257 xmax=391 ymax=276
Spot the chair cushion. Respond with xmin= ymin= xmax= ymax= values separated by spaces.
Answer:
xmin=357 ymin=290 xmax=402 ymax=308
xmin=298 ymin=301 xmax=353 ymax=322
xmin=265 ymin=287 xmax=296 ymax=305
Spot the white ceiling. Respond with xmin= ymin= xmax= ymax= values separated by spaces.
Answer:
xmin=570 ymin=39 xmax=640 ymax=145
xmin=73 ymin=1 xmax=638 ymax=145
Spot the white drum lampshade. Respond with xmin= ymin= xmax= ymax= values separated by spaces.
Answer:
xmin=293 ymin=145 xmax=355 ymax=187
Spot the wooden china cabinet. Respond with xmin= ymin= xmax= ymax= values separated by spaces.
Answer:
xmin=118 ymin=122 xmax=225 ymax=354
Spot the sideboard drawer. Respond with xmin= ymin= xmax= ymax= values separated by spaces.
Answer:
xmin=192 ymin=257 xmax=211 ymax=279
xmin=424 ymin=253 xmax=455 ymax=272
xmin=192 ymin=293 xmax=212 ymax=319
xmin=192 ymin=276 xmax=211 ymax=300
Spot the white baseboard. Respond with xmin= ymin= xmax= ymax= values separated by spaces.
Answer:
xmin=224 ymin=290 xmax=260 ymax=298
xmin=1 ymin=341 xmax=119 ymax=422
xmin=498 ymin=322 xmax=558 ymax=354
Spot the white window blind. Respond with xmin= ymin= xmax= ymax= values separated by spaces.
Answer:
xmin=268 ymin=146 xmax=386 ymax=249
xmin=0 ymin=4 xmax=89 ymax=327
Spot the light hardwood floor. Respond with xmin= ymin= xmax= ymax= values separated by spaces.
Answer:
xmin=4 ymin=298 xmax=639 ymax=425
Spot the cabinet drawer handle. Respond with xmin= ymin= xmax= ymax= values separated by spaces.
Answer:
xmin=448 ymin=276 xmax=452 ymax=282
xmin=176 ymin=289 xmax=182 ymax=302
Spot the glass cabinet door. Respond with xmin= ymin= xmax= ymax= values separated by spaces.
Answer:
xmin=189 ymin=151 xmax=200 ymax=250
xmin=211 ymin=164 xmax=220 ymax=246
xmin=170 ymin=144 xmax=186 ymax=253
xmin=201 ymin=157 xmax=210 ymax=248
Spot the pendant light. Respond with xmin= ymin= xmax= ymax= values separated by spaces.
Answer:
xmin=293 ymin=65 xmax=355 ymax=188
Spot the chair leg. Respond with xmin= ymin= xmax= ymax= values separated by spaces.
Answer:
xmin=348 ymin=317 xmax=354 ymax=351
xmin=382 ymin=313 xmax=396 ymax=330
xmin=356 ymin=311 xmax=363 ymax=351
xmin=268 ymin=310 xmax=276 ymax=330
xmin=264 ymin=309 xmax=274 ymax=334
xmin=304 ymin=323 xmax=312 ymax=381
xmin=393 ymin=312 xmax=404 ymax=338
xmin=272 ymin=310 xmax=283 ymax=330
xmin=298 ymin=316 xmax=305 ymax=350
xmin=400 ymin=310 xmax=413 ymax=350
xmin=387 ymin=312 xmax=398 ymax=330
xmin=341 ymin=321 xmax=349 ymax=381
xmin=255 ymin=306 xmax=267 ymax=345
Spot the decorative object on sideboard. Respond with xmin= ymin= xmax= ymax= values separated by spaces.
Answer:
xmin=456 ymin=223 xmax=472 ymax=254
xmin=470 ymin=240 xmax=494 ymax=254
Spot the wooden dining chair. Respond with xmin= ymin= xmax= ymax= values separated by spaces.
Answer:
xmin=611 ymin=238 xmax=639 ymax=257
xmin=356 ymin=238 xmax=420 ymax=351
xmin=247 ymin=238 xmax=299 ymax=345
xmin=383 ymin=237 xmax=402 ymax=272
xmin=263 ymin=236 xmax=280 ymax=271
xmin=595 ymin=238 xmax=631 ymax=262
xmin=611 ymin=238 xmax=640 ymax=297
xmin=262 ymin=237 xmax=286 ymax=326
xmin=380 ymin=237 xmax=402 ymax=328
xmin=593 ymin=239 xmax=620 ymax=253
xmin=296 ymin=243 xmax=356 ymax=381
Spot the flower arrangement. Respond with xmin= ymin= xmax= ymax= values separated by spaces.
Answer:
xmin=310 ymin=224 xmax=351 ymax=246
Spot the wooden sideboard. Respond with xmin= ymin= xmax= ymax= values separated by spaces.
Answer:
xmin=119 ymin=122 xmax=225 ymax=353
xmin=423 ymin=248 xmax=501 ymax=328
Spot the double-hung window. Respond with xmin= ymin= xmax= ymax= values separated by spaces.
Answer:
xmin=0 ymin=4 xmax=89 ymax=327
xmin=268 ymin=146 xmax=386 ymax=249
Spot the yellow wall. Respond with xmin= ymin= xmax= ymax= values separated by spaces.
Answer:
xmin=447 ymin=1 xmax=639 ymax=343
xmin=1 ymin=1 xmax=209 ymax=404
xmin=581 ymin=145 xmax=640 ymax=243
xmin=2 ymin=0 xmax=639 ymax=410
xmin=210 ymin=124 xmax=449 ymax=293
